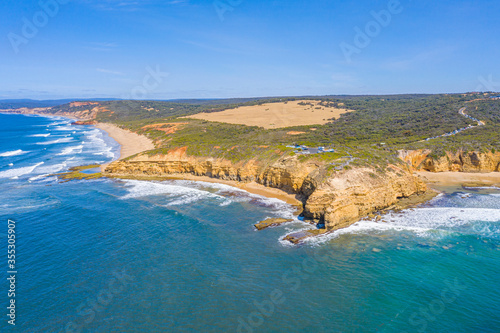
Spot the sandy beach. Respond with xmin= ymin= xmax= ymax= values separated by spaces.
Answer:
xmin=417 ymin=171 xmax=500 ymax=188
xmin=95 ymin=123 xmax=302 ymax=206
xmin=110 ymin=172 xmax=303 ymax=207
xmin=96 ymin=123 xmax=155 ymax=160
xmin=163 ymin=173 xmax=303 ymax=206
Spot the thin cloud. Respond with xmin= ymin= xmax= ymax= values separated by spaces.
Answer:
xmin=83 ymin=42 xmax=118 ymax=52
xmin=77 ymin=0 xmax=146 ymax=11
xmin=182 ymin=40 xmax=246 ymax=55
xmin=383 ymin=46 xmax=458 ymax=71
xmin=96 ymin=68 xmax=125 ymax=76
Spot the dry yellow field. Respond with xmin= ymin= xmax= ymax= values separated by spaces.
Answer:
xmin=186 ymin=100 xmax=352 ymax=129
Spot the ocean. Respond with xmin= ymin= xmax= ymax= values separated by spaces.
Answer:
xmin=0 ymin=113 xmax=499 ymax=332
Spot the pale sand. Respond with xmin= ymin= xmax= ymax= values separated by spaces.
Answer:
xmin=186 ymin=100 xmax=352 ymax=129
xmin=96 ymin=123 xmax=155 ymax=162
xmin=173 ymin=175 xmax=303 ymax=206
xmin=122 ymin=173 xmax=303 ymax=206
xmin=417 ymin=171 xmax=500 ymax=187
xmin=95 ymin=123 xmax=301 ymax=205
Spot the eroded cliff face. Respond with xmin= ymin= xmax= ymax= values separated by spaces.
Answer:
xmin=1 ymin=103 xmax=105 ymax=120
xmin=105 ymin=150 xmax=319 ymax=194
xmin=305 ymin=166 xmax=428 ymax=229
xmin=104 ymin=151 xmax=429 ymax=230
xmin=399 ymin=150 xmax=500 ymax=172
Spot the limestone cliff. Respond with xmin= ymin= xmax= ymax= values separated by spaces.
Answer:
xmin=104 ymin=151 xmax=429 ymax=230
xmin=1 ymin=102 xmax=105 ymax=120
xmin=304 ymin=166 xmax=428 ymax=229
xmin=399 ymin=149 xmax=500 ymax=172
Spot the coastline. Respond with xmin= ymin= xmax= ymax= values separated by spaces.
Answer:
xmin=168 ymin=174 xmax=303 ymax=206
xmin=0 ymin=110 xmax=79 ymax=119
xmin=106 ymin=173 xmax=303 ymax=207
xmin=128 ymin=173 xmax=303 ymax=206
xmin=94 ymin=123 xmax=303 ymax=207
xmin=95 ymin=123 xmax=155 ymax=171
xmin=91 ymin=120 xmax=499 ymax=216
xmin=417 ymin=171 xmax=500 ymax=191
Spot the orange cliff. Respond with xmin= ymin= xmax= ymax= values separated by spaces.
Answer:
xmin=399 ymin=150 xmax=500 ymax=173
xmin=103 ymin=150 xmax=430 ymax=231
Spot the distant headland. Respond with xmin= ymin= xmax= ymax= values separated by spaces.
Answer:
xmin=3 ymin=92 xmax=500 ymax=243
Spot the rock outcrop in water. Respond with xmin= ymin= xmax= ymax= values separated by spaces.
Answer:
xmin=399 ymin=149 xmax=500 ymax=172
xmin=104 ymin=151 xmax=430 ymax=230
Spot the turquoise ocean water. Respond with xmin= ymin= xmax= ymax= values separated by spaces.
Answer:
xmin=0 ymin=113 xmax=499 ymax=332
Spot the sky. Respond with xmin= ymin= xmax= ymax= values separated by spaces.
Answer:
xmin=1 ymin=0 xmax=499 ymax=100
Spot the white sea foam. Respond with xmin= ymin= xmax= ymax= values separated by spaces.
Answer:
xmin=84 ymin=129 xmax=117 ymax=159
xmin=120 ymin=180 xmax=231 ymax=206
xmin=381 ymin=207 xmax=500 ymax=228
xmin=118 ymin=179 xmax=299 ymax=213
xmin=0 ymin=149 xmax=28 ymax=157
xmin=92 ymin=146 xmax=115 ymax=158
xmin=464 ymin=186 xmax=500 ymax=190
xmin=53 ymin=125 xmax=77 ymax=131
xmin=0 ymin=162 xmax=44 ymax=179
xmin=36 ymin=162 xmax=68 ymax=175
xmin=170 ymin=180 xmax=296 ymax=218
xmin=0 ymin=197 xmax=59 ymax=214
xmin=278 ymin=225 xmax=321 ymax=247
xmin=299 ymin=206 xmax=500 ymax=245
xmin=49 ymin=120 xmax=71 ymax=127
xmin=58 ymin=145 xmax=83 ymax=156
xmin=301 ymin=222 xmax=436 ymax=246
xmin=29 ymin=174 xmax=52 ymax=182
xmin=36 ymin=138 xmax=74 ymax=145
xmin=29 ymin=133 xmax=51 ymax=138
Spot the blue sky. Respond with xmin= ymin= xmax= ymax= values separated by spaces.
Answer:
xmin=1 ymin=0 xmax=499 ymax=99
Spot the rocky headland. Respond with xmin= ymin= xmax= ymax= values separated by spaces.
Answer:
xmin=104 ymin=150 xmax=432 ymax=232
xmin=399 ymin=149 xmax=500 ymax=172
xmin=7 ymin=102 xmax=500 ymax=242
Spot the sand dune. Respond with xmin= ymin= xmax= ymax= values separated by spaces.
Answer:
xmin=187 ymin=100 xmax=352 ymax=129
xmin=96 ymin=123 xmax=155 ymax=160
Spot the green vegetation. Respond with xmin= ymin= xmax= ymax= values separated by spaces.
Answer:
xmin=93 ymin=98 xmax=303 ymax=124
xmin=42 ymin=92 xmax=500 ymax=169
xmin=57 ymin=165 xmax=103 ymax=181
xmin=407 ymin=99 xmax=500 ymax=155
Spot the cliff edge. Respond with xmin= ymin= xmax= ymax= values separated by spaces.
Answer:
xmin=104 ymin=151 xmax=430 ymax=231
xmin=399 ymin=149 xmax=500 ymax=172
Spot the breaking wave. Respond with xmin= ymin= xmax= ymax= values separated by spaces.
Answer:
xmin=0 ymin=149 xmax=28 ymax=157
xmin=120 ymin=180 xmax=232 ymax=207
xmin=58 ymin=145 xmax=83 ymax=156
xmin=36 ymin=138 xmax=74 ymax=145
xmin=0 ymin=162 xmax=44 ymax=179
xmin=29 ymin=133 xmax=51 ymax=138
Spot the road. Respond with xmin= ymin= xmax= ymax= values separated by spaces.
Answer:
xmin=421 ymin=107 xmax=485 ymax=142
